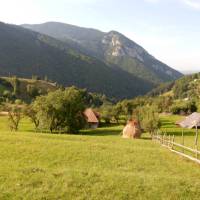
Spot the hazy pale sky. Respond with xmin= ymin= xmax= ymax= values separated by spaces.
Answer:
xmin=0 ymin=0 xmax=200 ymax=72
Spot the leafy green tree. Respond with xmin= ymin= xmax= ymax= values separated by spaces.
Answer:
xmin=33 ymin=87 xmax=86 ymax=133
xmin=99 ymin=104 xmax=114 ymax=124
xmin=33 ymin=90 xmax=63 ymax=132
xmin=112 ymin=103 xmax=123 ymax=123
xmin=153 ymin=96 xmax=173 ymax=113
xmin=61 ymin=87 xmax=87 ymax=133
xmin=135 ymin=106 xmax=161 ymax=136
xmin=23 ymin=104 xmax=40 ymax=130
xmin=170 ymin=100 xmax=197 ymax=115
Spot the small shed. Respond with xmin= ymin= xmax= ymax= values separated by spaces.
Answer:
xmin=83 ymin=108 xmax=100 ymax=129
xmin=122 ymin=120 xmax=142 ymax=139
xmin=177 ymin=112 xmax=200 ymax=129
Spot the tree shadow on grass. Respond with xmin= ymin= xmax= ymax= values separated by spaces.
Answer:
xmin=80 ymin=128 xmax=122 ymax=136
xmin=141 ymin=136 xmax=152 ymax=140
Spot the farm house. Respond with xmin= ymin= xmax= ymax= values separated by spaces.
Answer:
xmin=83 ymin=108 xmax=100 ymax=129
xmin=176 ymin=112 xmax=200 ymax=129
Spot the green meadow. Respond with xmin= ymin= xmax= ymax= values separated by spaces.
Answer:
xmin=1 ymin=115 xmax=200 ymax=200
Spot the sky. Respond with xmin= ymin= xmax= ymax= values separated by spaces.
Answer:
xmin=0 ymin=0 xmax=200 ymax=72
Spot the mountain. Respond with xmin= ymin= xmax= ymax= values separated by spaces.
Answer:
xmin=0 ymin=21 xmax=155 ymax=100
xmin=22 ymin=22 xmax=182 ymax=83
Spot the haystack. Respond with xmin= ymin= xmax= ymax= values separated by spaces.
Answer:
xmin=122 ymin=120 xmax=142 ymax=139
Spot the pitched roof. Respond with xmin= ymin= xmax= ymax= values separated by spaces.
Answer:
xmin=83 ymin=108 xmax=99 ymax=123
xmin=178 ymin=112 xmax=200 ymax=128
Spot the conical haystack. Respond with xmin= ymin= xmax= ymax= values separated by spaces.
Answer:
xmin=122 ymin=120 xmax=142 ymax=139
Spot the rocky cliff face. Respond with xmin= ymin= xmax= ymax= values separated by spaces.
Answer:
xmin=102 ymin=31 xmax=148 ymax=61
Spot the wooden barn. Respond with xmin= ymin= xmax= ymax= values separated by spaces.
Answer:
xmin=176 ymin=112 xmax=200 ymax=129
xmin=83 ymin=108 xmax=100 ymax=129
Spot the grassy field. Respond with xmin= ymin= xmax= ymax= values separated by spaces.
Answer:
xmin=1 ymin=116 xmax=200 ymax=199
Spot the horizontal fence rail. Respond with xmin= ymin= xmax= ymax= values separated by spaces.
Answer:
xmin=152 ymin=131 xmax=200 ymax=165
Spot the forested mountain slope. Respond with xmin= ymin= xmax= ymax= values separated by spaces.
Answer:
xmin=0 ymin=22 xmax=154 ymax=99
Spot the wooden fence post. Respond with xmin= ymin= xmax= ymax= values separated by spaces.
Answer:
xmin=182 ymin=130 xmax=184 ymax=153
xmin=172 ymin=135 xmax=175 ymax=150
xmin=156 ymin=131 xmax=158 ymax=141
xmin=168 ymin=135 xmax=170 ymax=148
xmin=195 ymin=126 xmax=198 ymax=159
xmin=169 ymin=135 xmax=171 ymax=148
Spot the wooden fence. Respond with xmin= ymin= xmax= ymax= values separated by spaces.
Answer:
xmin=152 ymin=130 xmax=200 ymax=164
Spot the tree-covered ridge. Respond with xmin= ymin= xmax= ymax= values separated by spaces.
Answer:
xmin=148 ymin=72 xmax=200 ymax=100
xmin=0 ymin=76 xmax=58 ymax=103
xmin=0 ymin=22 xmax=155 ymax=100
xmin=0 ymin=76 xmax=114 ymax=108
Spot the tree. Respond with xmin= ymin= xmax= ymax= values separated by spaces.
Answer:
xmin=153 ymin=96 xmax=173 ymax=113
xmin=135 ymin=106 xmax=161 ymax=136
xmin=112 ymin=103 xmax=123 ymax=123
xmin=23 ymin=104 xmax=39 ymax=130
xmin=62 ymin=87 xmax=87 ymax=133
xmin=99 ymin=104 xmax=114 ymax=124
xmin=33 ymin=90 xmax=63 ymax=132
xmin=32 ymin=87 xmax=87 ymax=133
xmin=5 ymin=103 xmax=23 ymax=131
xmin=170 ymin=100 xmax=197 ymax=115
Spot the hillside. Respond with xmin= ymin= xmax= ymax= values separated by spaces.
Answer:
xmin=22 ymin=22 xmax=183 ymax=83
xmin=0 ymin=76 xmax=58 ymax=102
xmin=148 ymin=72 xmax=200 ymax=99
xmin=0 ymin=22 xmax=156 ymax=100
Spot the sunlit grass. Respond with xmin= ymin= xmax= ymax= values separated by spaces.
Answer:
xmin=0 ymin=116 xmax=200 ymax=199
